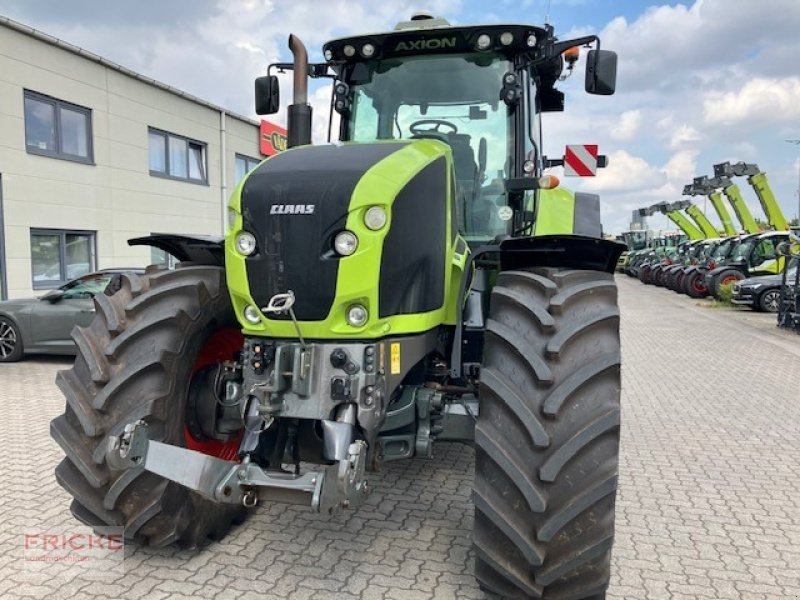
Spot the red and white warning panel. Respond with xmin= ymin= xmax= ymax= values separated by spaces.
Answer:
xmin=564 ymin=144 xmax=598 ymax=177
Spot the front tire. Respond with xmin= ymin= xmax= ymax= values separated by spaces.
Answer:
xmin=652 ymin=266 xmax=667 ymax=287
xmin=0 ymin=316 xmax=24 ymax=362
xmin=758 ymin=289 xmax=781 ymax=313
xmin=473 ymin=268 xmax=621 ymax=599
xmin=50 ymin=266 xmax=246 ymax=547
xmin=712 ymin=269 xmax=744 ymax=299
xmin=683 ymin=271 xmax=709 ymax=298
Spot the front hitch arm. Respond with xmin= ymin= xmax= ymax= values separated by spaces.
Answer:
xmin=108 ymin=421 xmax=369 ymax=514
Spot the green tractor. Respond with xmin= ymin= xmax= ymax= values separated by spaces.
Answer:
xmin=51 ymin=13 xmax=623 ymax=599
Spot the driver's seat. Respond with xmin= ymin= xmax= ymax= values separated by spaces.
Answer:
xmin=445 ymin=133 xmax=478 ymax=186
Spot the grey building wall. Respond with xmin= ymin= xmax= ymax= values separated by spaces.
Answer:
xmin=0 ymin=18 xmax=264 ymax=299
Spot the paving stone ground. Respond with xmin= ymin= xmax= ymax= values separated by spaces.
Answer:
xmin=1 ymin=274 xmax=799 ymax=599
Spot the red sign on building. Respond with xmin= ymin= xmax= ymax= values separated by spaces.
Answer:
xmin=260 ymin=120 xmax=287 ymax=156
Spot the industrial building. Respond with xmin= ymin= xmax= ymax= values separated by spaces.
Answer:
xmin=0 ymin=16 xmax=279 ymax=299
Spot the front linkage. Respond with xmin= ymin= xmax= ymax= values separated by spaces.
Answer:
xmin=111 ymin=420 xmax=368 ymax=513
xmin=104 ymin=288 xmax=477 ymax=515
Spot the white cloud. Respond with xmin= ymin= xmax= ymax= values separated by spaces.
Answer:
xmin=668 ymin=124 xmax=702 ymax=149
xmin=579 ymin=150 xmax=664 ymax=193
xmin=661 ymin=150 xmax=697 ymax=184
xmin=600 ymin=0 xmax=800 ymax=93
xmin=610 ymin=110 xmax=641 ymax=141
xmin=703 ymin=77 xmax=800 ymax=126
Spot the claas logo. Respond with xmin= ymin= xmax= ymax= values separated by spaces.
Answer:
xmin=260 ymin=120 xmax=288 ymax=156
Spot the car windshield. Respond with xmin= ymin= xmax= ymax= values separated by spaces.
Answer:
xmin=60 ymin=272 xmax=114 ymax=299
xmin=347 ymin=53 xmax=512 ymax=242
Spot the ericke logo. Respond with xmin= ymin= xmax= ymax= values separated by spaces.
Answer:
xmin=270 ymin=204 xmax=315 ymax=215
xmin=394 ymin=37 xmax=457 ymax=52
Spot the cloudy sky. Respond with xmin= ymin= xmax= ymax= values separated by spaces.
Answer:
xmin=2 ymin=0 xmax=799 ymax=233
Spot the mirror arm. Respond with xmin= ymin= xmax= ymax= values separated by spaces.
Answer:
xmin=546 ymin=35 xmax=600 ymax=60
xmin=521 ymin=34 xmax=600 ymax=73
xmin=268 ymin=62 xmax=335 ymax=79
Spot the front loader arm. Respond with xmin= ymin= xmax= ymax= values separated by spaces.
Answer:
xmin=722 ymin=185 xmax=760 ymax=234
xmin=667 ymin=211 xmax=704 ymax=240
xmin=748 ymin=171 xmax=789 ymax=231
xmin=708 ymin=192 xmax=737 ymax=236
xmin=685 ymin=204 xmax=719 ymax=238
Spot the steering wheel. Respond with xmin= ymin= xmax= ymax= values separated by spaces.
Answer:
xmin=409 ymin=119 xmax=459 ymax=137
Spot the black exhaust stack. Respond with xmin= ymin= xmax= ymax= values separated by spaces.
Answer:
xmin=287 ymin=34 xmax=312 ymax=148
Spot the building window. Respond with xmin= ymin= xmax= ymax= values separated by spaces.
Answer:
xmin=148 ymin=128 xmax=207 ymax=183
xmin=30 ymin=229 xmax=96 ymax=288
xmin=235 ymin=154 xmax=261 ymax=184
xmin=150 ymin=247 xmax=178 ymax=269
xmin=23 ymin=90 xmax=93 ymax=164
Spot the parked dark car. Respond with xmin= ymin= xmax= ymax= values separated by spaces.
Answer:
xmin=731 ymin=268 xmax=796 ymax=313
xmin=0 ymin=268 xmax=144 ymax=362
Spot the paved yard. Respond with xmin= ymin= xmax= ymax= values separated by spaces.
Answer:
xmin=0 ymin=275 xmax=799 ymax=599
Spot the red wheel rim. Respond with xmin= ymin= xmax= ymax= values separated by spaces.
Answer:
xmin=185 ymin=328 xmax=244 ymax=461
xmin=721 ymin=275 xmax=738 ymax=287
xmin=693 ymin=277 xmax=707 ymax=293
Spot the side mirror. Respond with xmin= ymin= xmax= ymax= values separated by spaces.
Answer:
xmin=40 ymin=289 xmax=65 ymax=303
xmin=585 ymin=49 xmax=617 ymax=95
xmin=255 ymin=75 xmax=280 ymax=115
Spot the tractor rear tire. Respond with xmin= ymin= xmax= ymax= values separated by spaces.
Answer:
xmin=474 ymin=268 xmax=621 ymax=600
xmin=50 ymin=265 xmax=246 ymax=548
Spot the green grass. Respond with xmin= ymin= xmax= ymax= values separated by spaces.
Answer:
xmin=697 ymin=281 xmax=747 ymax=309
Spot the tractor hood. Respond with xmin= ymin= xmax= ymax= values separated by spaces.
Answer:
xmin=225 ymin=140 xmax=460 ymax=339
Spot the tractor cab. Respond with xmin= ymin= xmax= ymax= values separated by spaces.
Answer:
xmin=622 ymin=229 xmax=650 ymax=251
xmin=727 ymin=232 xmax=787 ymax=273
xmin=257 ymin=13 xmax=617 ymax=244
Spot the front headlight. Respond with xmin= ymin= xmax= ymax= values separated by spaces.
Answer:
xmin=235 ymin=231 xmax=257 ymax=256
xmin=243 ymin=305 xmax=261 ymax=324
xmin=346 ymin=304 xmax=368 ymax=327
xmin=334 ymin=231 xmax=358 ymax=256
xmin=364 ymin=206 xmax=387 ymax=230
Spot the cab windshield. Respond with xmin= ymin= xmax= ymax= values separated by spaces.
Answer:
xmin=732 ymin=240 xmax=754 ymax=262
xmin=713 ymin=240 xmax=733 ymax=260
xmin=622 ymin=231 xmax=648 ymax=251
xmin=346 ymin=53 xmax=513 ymax=242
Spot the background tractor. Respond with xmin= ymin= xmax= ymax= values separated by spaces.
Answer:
xmin=705 ymin=231 xmax=789 ymax=300
xmin=51 ymin=13 xmax=622 ymax=599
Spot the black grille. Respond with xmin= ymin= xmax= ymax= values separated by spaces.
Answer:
xmin=241 ymin=143 xmax=406 ymax=321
